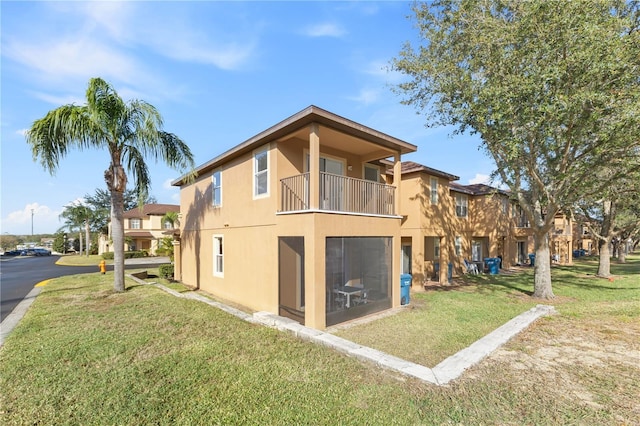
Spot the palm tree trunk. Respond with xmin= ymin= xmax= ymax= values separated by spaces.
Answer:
xmin=111 ymin=190 xmax=125 ymax=292
xmin=85 ymin=221 xmax=91 ymax=257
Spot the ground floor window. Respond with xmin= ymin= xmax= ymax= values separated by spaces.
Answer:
xmin=325 ymin=237 xmax=392 ymax=326
xmin=213 ymin=235 xmax=223 ymax=276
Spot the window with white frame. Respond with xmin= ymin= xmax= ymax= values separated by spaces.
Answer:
xmin=253 ymin=147 xmax=269 ymax=198
xmin=212 ymin=170 xmax=222 ymax=207
xmin=213 ymin=235 xmax=224 ymax=276
xmin=130 ymin=218 xmax=141 ymax=229
xmin=455 ymin=194 xmax=468 ymax=217
xmin=430 ymin=177 xmax=438 ymax=204
xmin=163 ymin=220 xmax=173 ymax=229
xmin=455 ymin=236 xmax=462 ymax=256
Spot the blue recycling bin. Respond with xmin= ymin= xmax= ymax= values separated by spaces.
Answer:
xmin=484 ymin=258 xmax=500 ymax=274
xmin=400 ymin=274 xmax=412 ymax=305
xmin=528 ymin=253 xmax=535 ymax=266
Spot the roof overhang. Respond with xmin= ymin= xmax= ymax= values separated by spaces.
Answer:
xmin=172 ymin=105 xmax=417 ymax=186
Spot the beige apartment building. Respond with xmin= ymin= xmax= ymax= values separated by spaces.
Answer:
xmin=394 ymin=161 xmax=573 ymax=285
xmin=99 ymin=204 xmax=179 ymax=255
xmin=172 ymin=106 xmax=417 ymax=330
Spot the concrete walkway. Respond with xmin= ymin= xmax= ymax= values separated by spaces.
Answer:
xmin=131 ymin=275 xmax=556 ymax=386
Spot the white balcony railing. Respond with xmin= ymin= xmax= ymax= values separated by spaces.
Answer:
xmin=280 ymin=172 xmax=396 ymax=216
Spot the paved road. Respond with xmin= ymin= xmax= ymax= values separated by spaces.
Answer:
xmin=0 ymin=255 xmax=167 ymax=322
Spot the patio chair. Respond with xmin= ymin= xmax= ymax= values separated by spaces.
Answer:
xmin=353 ymin=288 xmax=369 ymax=305
xmin=464 ymin=259 xmax=479 ymax=275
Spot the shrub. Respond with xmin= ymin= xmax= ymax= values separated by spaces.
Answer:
xmin=101 ymin=250 xmax=148 ymax=260
xmin=159 ymin=264 xmax=174 ymax=279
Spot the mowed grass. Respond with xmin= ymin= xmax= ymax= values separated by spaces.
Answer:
xmin=1 ymin=255 xmax=638 ymax=425
xmin=55 ymin=254 xmax=111 ymax=266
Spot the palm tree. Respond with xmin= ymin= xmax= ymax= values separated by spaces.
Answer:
xmin=161 ymin=211 xmax=180 ymax=229
xmin=27 ymin=77 xmax=194 ymax=292
xmin=59 ymin=202 xmax=93 ymax=256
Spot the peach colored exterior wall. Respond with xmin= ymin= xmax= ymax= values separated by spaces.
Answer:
xmin=99 ymin=213 xmax=175 ymax=255
xmin=399 ymin=172 xmax=573 ymax=285
xmin=179 ymin=137 xmax=404 ymax=330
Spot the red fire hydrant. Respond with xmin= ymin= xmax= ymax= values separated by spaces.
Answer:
xmin=99 ymin=259 xmax=106 ymax=274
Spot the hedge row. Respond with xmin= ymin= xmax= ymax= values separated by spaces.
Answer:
xmin=101 ymin=250 xmax=149 ymax=260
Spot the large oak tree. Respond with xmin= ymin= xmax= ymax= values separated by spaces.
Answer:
xmin=392 ymin=0 xmax=640 ymax=298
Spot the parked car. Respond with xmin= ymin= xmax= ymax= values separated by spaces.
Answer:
xmin=33 ymin=248 xmax=51 ymax=256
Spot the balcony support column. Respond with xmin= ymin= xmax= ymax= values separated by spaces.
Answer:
xmin=309 ymin=123 xmax=320 ymax=210
xmin=393 ymin=152 xmax=401 ymax=216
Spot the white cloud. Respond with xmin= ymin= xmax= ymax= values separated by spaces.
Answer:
xmin=30 ymin=91 xmax=86 ymax=107
xmin=302 ymin=22 xmax=347 ymax=38
xmin=469 ymin=174 xmax=491 ymax=185
xmin=2 ymin=203 xmax=62 ymax=235
xmin=346 ymin=88 xmax=380 ymax=106
xmin=163 ymin=178 xmax=175 ymax=190
xmin=15 ymin=129 xmax=29 ymax=137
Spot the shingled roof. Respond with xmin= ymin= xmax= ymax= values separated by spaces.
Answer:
xmin=387 ymin=161 xmax=460 ymax=181
xmin=122 ymin=204 xmax=180 ymax=219
xmin=449 ymin=182 xmax=509 ymax=196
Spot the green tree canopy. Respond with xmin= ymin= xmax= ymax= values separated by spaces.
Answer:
xmin=392 ymin=0 xmax=640 ymax=298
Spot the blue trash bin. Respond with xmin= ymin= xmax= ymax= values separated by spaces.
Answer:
xmin=484 ymin=258 xmax=499 ymax=274
xmin=400 ymin=274 xmax=411 ymax=305
xmin=528 ymin=254 xmax=535 ymax=266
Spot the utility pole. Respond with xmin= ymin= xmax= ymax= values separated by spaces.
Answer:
xmin=31 ymin=209 xmax=34 ymax=236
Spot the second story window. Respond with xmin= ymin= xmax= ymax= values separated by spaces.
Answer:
xmin=163 ymin=220 xmax=173 ymax=230
xmin=430 ymin=177 xmax=438 ymax=204
xmin=455 ymin=194 xmax=468 ymax=218
xmin=130 ymin=218 xmax=141 ymax=229
xmin=253 ymin=147 xmax=269 ymax=198
xmin=212 ymin=170 xmax=222 ymax=207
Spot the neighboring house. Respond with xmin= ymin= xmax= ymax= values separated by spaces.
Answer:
xmin=172 ymin=106 xmax=417 ymax=330
xmin=393 ymin=161 xmax=573 ymax=285
xmin=98 ymin=204 xmax=179 ymax=255
xmin=572 ymin=216 xmax=597 ymax=256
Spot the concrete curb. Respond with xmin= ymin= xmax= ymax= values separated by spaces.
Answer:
xmin=0 ymin=286 xmax=42 ymax=347
xmin=143 ymin=278 xmax=556 ymax=386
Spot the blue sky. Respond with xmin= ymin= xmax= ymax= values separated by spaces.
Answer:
xmin=1 ymin=1 xmax=494 ymax=235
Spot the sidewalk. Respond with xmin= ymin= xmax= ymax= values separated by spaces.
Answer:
xmin=129 ymin=274 xmax=556 ymax=386
xmin=1 ymin=268 xmax=555 ymax=384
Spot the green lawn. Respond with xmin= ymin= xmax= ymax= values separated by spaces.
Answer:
xmin=55 ymin=254 xmax=110 ymax=266
xmin=1 ymin=255 xmax=638 ymax=425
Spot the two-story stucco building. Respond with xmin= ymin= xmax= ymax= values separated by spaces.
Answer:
xmin=172 ymin=106 xmax=417 ymax=330
xmin=393 ymin=161 xmax=573 ymax=285
xmin=99 ymin=204 xmax=179 ymax=255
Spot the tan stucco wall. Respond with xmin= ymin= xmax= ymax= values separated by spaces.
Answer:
xmin=178 ymin=138 xmax=403 ymax=330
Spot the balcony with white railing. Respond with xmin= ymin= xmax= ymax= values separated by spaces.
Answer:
xmin=280 ymin=172 xmax=396 ymax=216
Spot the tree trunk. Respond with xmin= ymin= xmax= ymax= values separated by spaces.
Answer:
xmin=111 ymin=190 xmax=125 ymax=292
xmin=532 ymin=231 xmax=555 ymax=299
xmin=618 ymin=242 xmax=627 ymax=263
xmin=106 ymin=162 xmax=127 ymax=292
xmin=597 ymin=240 xmax=612 ymax=278
xmin=85 ymin=221 xmax=91 ymax=257
xmin=78 ymin=231 xmax=83 ymax=256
